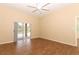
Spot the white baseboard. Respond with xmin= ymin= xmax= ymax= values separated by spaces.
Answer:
xmin=40 ymin=37 xmax=77 ymax=47
xmin=0 ymin=41 xmax=14 ymax=45
xmin=0 ymin=37 xmax=77 ymax=47
xmin=0 ymin=37 xmax=38 ymax=45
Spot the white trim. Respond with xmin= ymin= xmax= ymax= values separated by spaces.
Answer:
xmin=75 ymin=16 xmax=79 ymax=47
xmin=0 ymin=41 xmax=14 ymax=45
xmin=41 ymin=37 xmax=77 ymax=47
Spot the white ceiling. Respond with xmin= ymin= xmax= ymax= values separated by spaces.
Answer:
xmin=0 ymin=0 xmax=78 ymax=16
xmin=0 ymin=0 xmax=78 ymax=15
xmin=2 ymin=3 xmax=69 ymax=16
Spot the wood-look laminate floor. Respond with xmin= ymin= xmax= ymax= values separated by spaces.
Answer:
xmin=0 ymin=38 xmax=79 ymax=55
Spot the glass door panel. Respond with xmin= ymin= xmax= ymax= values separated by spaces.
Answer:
xmin=17 ymin=22 xmax=25 ymax=40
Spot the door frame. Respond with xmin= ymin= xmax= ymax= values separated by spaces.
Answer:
xmin=75 ymin=16 xmax=79 ymax=47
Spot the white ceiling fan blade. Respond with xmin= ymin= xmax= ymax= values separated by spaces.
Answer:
xmin=32 ymin=9 xmax=38 ymax=13
xmin=42 ymin=3 xmax=50 ymax=8
xmin=27 ymin=5 xmax=36 ymax=8
xmin=42 ymin=9 xmax=49 ymax=11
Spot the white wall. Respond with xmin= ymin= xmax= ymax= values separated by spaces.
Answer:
xmin=40 ymin=4 xmax=79 ymax=46
xmin=0 ymin=4 xmax=39 ymax=44
xmin=0 ymin=4 xmax=79 ymax=46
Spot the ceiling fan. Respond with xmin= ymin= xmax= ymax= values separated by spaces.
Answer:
xmin=27 ymin=3 xmax=51 ymax=13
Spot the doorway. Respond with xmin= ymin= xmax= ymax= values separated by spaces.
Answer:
xmin=14 ymin=22 xmax=31 ymax=54
xmin=14 ymin=22 xmax=31 ymax=41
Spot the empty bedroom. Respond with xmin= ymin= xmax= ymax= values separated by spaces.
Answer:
xmin=0 ymin=0 xmax=79 ymax=55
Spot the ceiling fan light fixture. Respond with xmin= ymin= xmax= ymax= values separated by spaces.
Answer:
xmin=27 ymin=3 xmax=51 ymax=14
